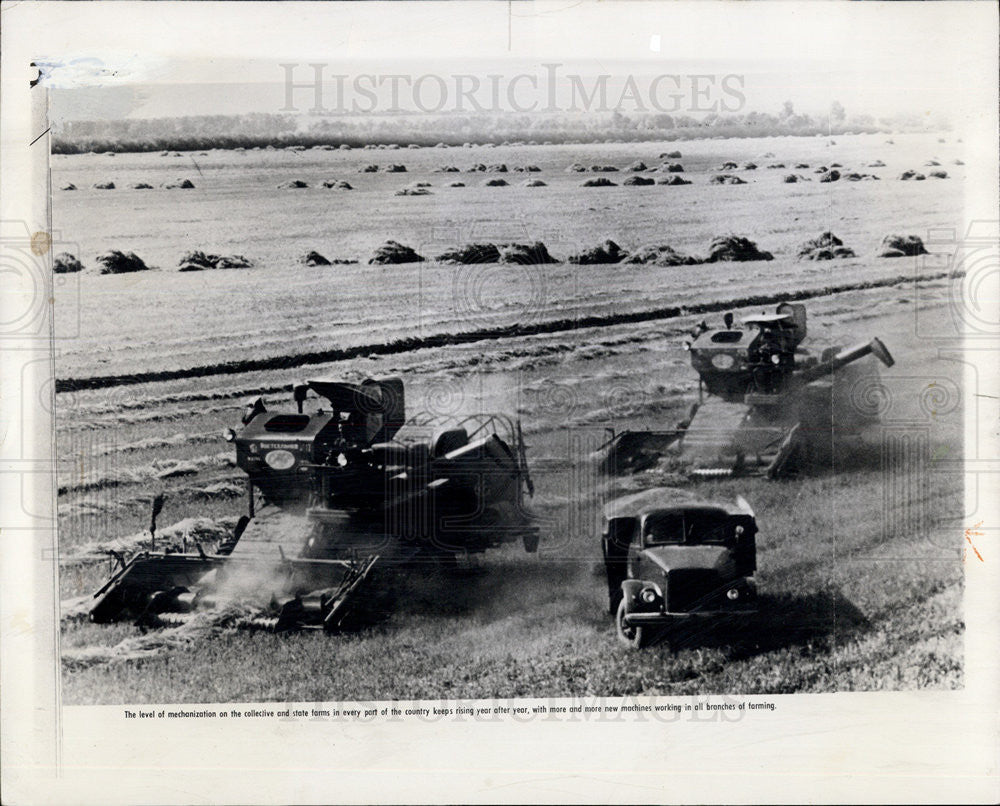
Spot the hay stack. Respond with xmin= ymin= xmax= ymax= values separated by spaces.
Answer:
xmin=742 ymin=162 xmax=758 ymax=170
xmin=718 ymin=161 xmax=738 ymax=170
xmin=277 ymin=180 xmax=308 ymax=189
xmin=567 ymin=240 xmax=629 ymax=265
xmin=486 ymin=164 xmax=508 ymax=173
xmin=623 ymin=176 xmax=655 ymax=186
xmin=657 ymin=175 xmax=692 ymax=185
xmin=436 ymin=243 xmax=501 ymax=264
xmin=818 ymin=169 xmax=841 ymax=183
xmin=96 ymin=250 xmax=149 ymax=274
xmin=581 ymin=177 xmax=617 ymax=187
xmin=163 ymin=179 xmax=195 ymax=189
xmin=709 ymin=174 xmax=746 ymax=185
xmin=482 ymin=178 xmax=509 ymax=187
xmin=360 ymin=164 xmax=379 ymax=172
xmin=383 ymin=164 xmax=407 ymax=173
xmin=795 ymin=163 xmax=810 ymax=169
xmin=590 ymin=165 xmax=618 ymax=172
xmin=61 ymin=183 xmax=77 ymax=191
xmin=797 ymin=232 xmax=856 ymax=260
xmin=521 ymin=179 xmax=547 ymax=187
xmin=395 ymin=187 xmax=432 ymax=196
xmin=766 ymin=163 xmax=786 ymax=169
xmin=628 ymin=161 xmax=648 ymax=171
xmin=924 ymin=160 xmax=940 ymax=166
xmin=322 ymin=180 xmax=353 ymax=189
xmin=660 ymin=150 xmax=682 ymax=158
xmin=497 ymin=242 xmax=559 ymax=265
xmin=178 ymin=251 xmax=253 ymax=271
xmin=705 ymin=236 xmax=773 ymax=263
xmin=898 ymin=170 xmax=926 ymax=181
xmin=53 ymin=253 xmax=83 ymax=273
xmin=93 ymin=182 xmax=115 ymax=189
xmin=661 ymin=163 xmax=685 ymax=172
xmin=929 ymin=170 xmax=949 ymax=179
xmin=565 ymin=163 xmax=587 ymax=173
xmin=513 ymin=165 xmax=541 ymax=172
xmin=953 ymin=159 xmax=964 ymax=166
xmin=447 ymin=181 xmax=466 ymax=187
xmin=878 ymin=235 xmax=929 ymax=258
xmin=369 ymin=241 xmax=424 ymax=265
xmin=130 ymin=182 xmax=154 ymax=189
xmin=301 ymin=251 xmax=331 ymax=267
xmin=625 ymin=244 xmax=699 ymax=267
xmin=434 ymin=166 xmax=460 ymax=172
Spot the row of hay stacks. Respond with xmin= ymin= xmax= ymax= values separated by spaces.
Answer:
xmin=61 ymin=179 xmax=196 ymax=191
xmin=50 ymin=232 xmax=930 ymax=274
xmin=70 ymin=170 xmax=949 ymax=193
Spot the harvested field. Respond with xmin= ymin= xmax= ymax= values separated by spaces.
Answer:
xmin=53 ymin=132 xmax=968 ymax=702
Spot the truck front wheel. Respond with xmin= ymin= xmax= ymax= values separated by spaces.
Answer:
xmin=616 ymin=597 xmax=649 ymax=649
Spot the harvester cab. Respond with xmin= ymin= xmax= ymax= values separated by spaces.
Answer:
xmin=688 ymin=302 xmax=808 ymax=401
xmin=600 ymin=303 xmax=895 ymax=479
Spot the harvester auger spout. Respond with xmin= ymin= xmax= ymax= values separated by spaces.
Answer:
xmin=596 ymin=304 xmax=897 ymax=481
xmin=790 ymin=337 xmax=894 ymax=389
xmin=87 ymin=375 xmax=538 ymax=629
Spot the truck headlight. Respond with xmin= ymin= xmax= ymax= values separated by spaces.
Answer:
xmin=264 ymin=449 xmax=296 ymax=470
xmin=726 ymin=588 xmax=740 ymax=600
xmin=640 ymin=588 xmax=658 ymax=604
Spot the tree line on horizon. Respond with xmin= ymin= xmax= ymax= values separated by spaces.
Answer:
xmin=51 ymin=104 xmax=943 ymax=154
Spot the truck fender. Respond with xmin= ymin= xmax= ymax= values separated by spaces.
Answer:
xmin=620 ymin=580 xmax=646 ymax=609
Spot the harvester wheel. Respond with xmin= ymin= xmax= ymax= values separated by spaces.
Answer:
xmin=616 ymin=598 xmax=649 ymax=649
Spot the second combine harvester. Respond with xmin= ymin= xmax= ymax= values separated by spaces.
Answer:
xmin=600 ymin=302 xmax=895 ymax=479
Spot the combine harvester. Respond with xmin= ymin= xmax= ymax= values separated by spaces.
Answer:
xmin=599 ymin=303 xmax=895 ymax=479
xmin=89 ymin=377 xmax=537 ymax=631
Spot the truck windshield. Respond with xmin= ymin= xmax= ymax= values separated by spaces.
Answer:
xmin=643 ymin=509 xmax=733 ymax=545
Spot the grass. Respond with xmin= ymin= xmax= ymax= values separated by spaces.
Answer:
xmin=60 ymin=457 xmax=964 ymax=703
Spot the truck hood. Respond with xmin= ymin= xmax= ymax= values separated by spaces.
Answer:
xmin=640 ymin=545 xmax=733 ymax=575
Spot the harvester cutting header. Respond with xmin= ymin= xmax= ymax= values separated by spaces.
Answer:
xmin=601 ymin=302 xmax=895 ymax=478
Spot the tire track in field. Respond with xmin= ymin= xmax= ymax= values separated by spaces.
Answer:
xmin=57 ymin=271 xmax=956 ymax=393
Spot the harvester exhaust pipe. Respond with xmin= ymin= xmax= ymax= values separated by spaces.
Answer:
xmin=149 ymin=493 xmax=165 ymax=551
xmin=293 ymin=382 xmax=309 ymax=414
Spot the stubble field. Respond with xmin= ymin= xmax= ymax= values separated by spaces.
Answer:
xmin=53 ymin=132 xmax=967 ymax=703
